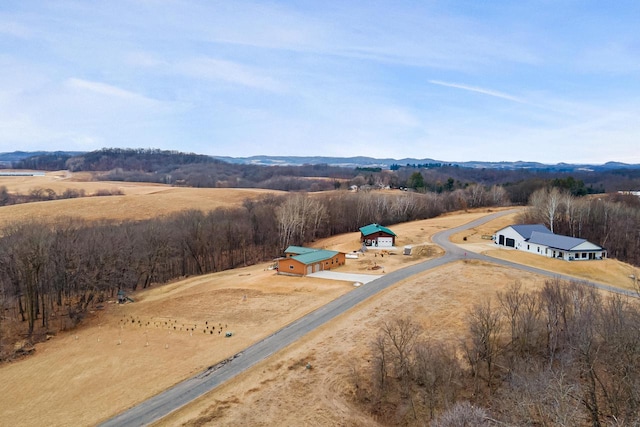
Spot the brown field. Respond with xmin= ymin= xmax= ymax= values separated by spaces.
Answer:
xmin=0 ymin=179 xmax=637 ymax=426
xmin=162 ymin=261 xmax=546 ymax=427
xmin=0 ymin=171 xmax=284 ymax=226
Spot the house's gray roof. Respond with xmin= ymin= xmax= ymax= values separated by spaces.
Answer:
xmin=528 ymin=231 xmax=599 ymax=251
xmin=510 ymin=224 xmax=552 ymax=239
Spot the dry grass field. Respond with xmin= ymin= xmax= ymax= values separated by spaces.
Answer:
xmin=451 ymin=211 xmax=639 ymax=290
xmin=0 ymin=176 xmax=637 ymax=426
xmin=0 ymin=171 xmax=284 ymax=226
xmin=161 ymin=261 xmax=545 ymax=427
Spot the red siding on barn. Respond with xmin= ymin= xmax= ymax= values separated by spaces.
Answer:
xmin=361 ymin=231 xmax=396 ymax=246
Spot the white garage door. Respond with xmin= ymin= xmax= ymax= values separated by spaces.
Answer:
xmin=378 ymin=237 xmax=393 ymax=247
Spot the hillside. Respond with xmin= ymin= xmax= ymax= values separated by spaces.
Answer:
xmin=6 ymin=149 xmax=640 ymax=171
xmin=0 ymin=206 xmax=636 ymax=426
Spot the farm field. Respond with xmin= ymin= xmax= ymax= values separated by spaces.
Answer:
xmin=0 ymin=178 xmax=636 ymax=426
xmin=159 ymin=213 xmax=639 ymax=426
xmin=0 ymin=206 xmax=497 ymax=426
xmin=0 ymin=171 xmax=284 ymax=226
xmin=162 ymin=260 xmax=547 ymax=426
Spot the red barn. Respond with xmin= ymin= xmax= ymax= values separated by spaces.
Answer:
xmin=359 ymin=223 xmax=396 ymax=248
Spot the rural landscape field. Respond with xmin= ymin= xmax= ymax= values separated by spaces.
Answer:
xmin=5 ymin=2 xmax=640 ymax=425
xmin=1 ymin=170 xmax=639 ymax=426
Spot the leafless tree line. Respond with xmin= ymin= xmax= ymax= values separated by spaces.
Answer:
xmin=0 ymin=189 xmax=508 ymax=358
xmin=0 ymin=185 xmax=123 ymax=206
xmin=356 ymin=280 xmax=640 ymax=426
xmin=0 ymin=199 xmax=281 ymax=357
xmin=522 ymin=187 xmax=640 ymax=265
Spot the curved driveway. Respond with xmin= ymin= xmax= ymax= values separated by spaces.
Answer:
xmin=101 ymin=209 xmax=634 ymax=426
xmin=432 ymin=210 xmax=636 ymax=297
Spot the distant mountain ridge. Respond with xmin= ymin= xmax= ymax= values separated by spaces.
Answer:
xmin=1 ymin=151 xmax=639 ymax=171
xmin=212 ymin=155 xmax=640 ymax=172
xmin=0 ymin=151 xmax=83 ymax=166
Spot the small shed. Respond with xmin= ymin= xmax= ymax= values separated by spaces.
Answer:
xmin=359 ymin=223 xmax=397 ymax=248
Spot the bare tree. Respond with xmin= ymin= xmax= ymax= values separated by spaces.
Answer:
xmin=562 ymin=192 xmax=577 ymax=236
xmin=566 ymin=286 xmax=602 ymax=427
xmin=596 ymin=295 xmax=640 ymax=424
xmin=381 ymin=317 xmax=421 ymax=389
xmin=465 ymin=184 xmax=487 ymax=208
xmin=432 ymin=401 xmax=492 ymax=427
xmin=464 ymin=300 xmax=503 ymax=395
xmin=488 ymin=185 xmax=508 ymax=206
xmin=529 ymin=187 xmax=564 ymax=233
xmin=497 ymin=281 xmax=525 ymax=350
xmin=539 ymin=279 xmax=571 ymax=365
xmin=413 ymin=340 xmax=462 ymax=421
xmin=371 ymin=333 xmax=390 ymax=400
xmin=276 ymin=193 xmax=327 ymax=250
xmin=497 ymin=363 xmax=584 ymax=426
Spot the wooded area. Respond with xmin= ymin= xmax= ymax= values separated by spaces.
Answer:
xmin=0 ymin=189 xmax=503 ymax=359
xmin=522 ymin=188 xmax=640 ymax=265
xmin=0 ymin=185 xmax=123 ymax=206
xmin=1 ymin=181 xmax=640 ymax=360
xmin=2 ymin=149 xmax=640 ymax=364
xmin=8 ymin=148 xmax=640 ymax=195
xmin=356 ymin=280 xmax=640 ymax=426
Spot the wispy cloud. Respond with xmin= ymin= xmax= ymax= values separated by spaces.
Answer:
xmin=429 ymin=80 xmax=526 ymax=104
xmin=0 ymin=20 xmax=33 ymax=38
xmin=65 ymin=78 xmax=160 ymax=104
xmin=1 ymin=1 xmax=638 ymax=163
xmin=67 ymin=77 xmax=147 ymax=100
xmin=175 ymin=57 xmax=285 ymax=93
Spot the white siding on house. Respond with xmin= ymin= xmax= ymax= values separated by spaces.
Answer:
xmin=494 ymin=224 xmax=606 ymax=261
xmin=494 ymin=227 xmax=526 ymax=249
xmin=525 ymin=242 xmax=547 ymax=256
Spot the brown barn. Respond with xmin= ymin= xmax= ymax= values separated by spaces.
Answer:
xmin=278 ymin=246 xmax=346 ymax=276
xmin=359 ymin=223 xmax=396 ymax=248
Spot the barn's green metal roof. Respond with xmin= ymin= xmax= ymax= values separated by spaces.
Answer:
xmin=292 ymin=249 xmax=340 ymax=265
xmin=359 ymin=223 xmax=396 ymax=237
xmin=283 ymin=246 xmax=341 ymax=265
xmin=285 ymin=246 xmax=318 ymax=255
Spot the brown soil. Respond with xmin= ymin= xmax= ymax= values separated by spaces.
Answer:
xmin=0 ymin=180 xmax=636 ymax=427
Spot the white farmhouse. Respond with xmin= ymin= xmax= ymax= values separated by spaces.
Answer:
xmin=494 ymin=224 xmax=606 ymax=261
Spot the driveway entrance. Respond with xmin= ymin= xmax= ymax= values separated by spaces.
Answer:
xmin=307 ymin=271 xmax=382 ymax=284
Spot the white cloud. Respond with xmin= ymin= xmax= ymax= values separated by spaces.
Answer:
xmin=124 ymin=51 xmax=165 ymax=68
xmin=0 ymin=19 xmax=32 ymax=38
xmin=429 ymin=80 xmax=526 ymax=104
xmin=65 ymin=78 xmax=157 ymax=103
xmin=175 ymin=57 xmax=285 ymax=92
xmin=0 ymin=1 xmax=638 ymax=164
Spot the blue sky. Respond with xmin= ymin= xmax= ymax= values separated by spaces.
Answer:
xmin=1 ymin=1 xmax=639 ymax=164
